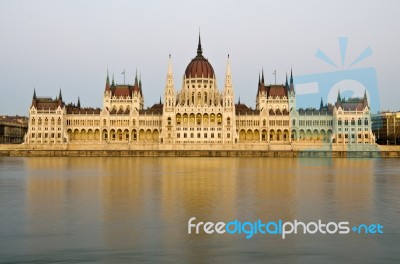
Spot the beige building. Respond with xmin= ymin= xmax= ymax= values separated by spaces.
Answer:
xmin=25 ymin=35 xmax=376 ymax=150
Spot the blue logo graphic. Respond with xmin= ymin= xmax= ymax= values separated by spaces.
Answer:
xmin=294 ymin=37 xmax=380 ymax=114
xmin=188 ymin=217 xmax=384 ymax=240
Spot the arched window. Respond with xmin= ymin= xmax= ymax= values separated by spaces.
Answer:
xmin=292 ymin=119 xmax=295 ymax=126
xmin=338 ymin=119 xmax=342 ymax=126
xmin=351 ymin=119 xmax=355 ymax=126
xmin=227 ymin=117 xmax=231 ymax=125
xmin=176 ymin=114 xmax=181 ymax=125
xmin=217 ymin=114 xmax=222 ymax=125
xmin=167 ymin=117 xmax=171 ymax=126
xmin=364 ymin=118 xmax=368 ymax=125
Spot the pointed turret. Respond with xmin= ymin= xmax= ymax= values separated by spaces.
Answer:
xmin=337 ymin=89 xmax=342 ymax=103
xmin=285 ymin=73 xmax=289 ymax=90
xmin=77 ymin=97 xmax=81 ymax=109
xmin=363 ymin=89 xmax=368 ymax=106
xmin=288 ymin=69 xmax=297 ymax=111
xmin=224 ymin=54 xmax=232 ymax=87
xmin=57 ymin=89 xmax=63 ymax=107
xmin=112 ymin=73 xmax=115 ymax=86
xmin=261 ymin=68 xmax=265 ymax=84
xmin=320 ymin=97 xmax=324 ymax=110
xmin=289 ymin=68 xmax=295 ymax=93
xmin=134 ymin=69 xmax=138 ymax=86
xmin=31 ymin=88 xmax=37 ymax=108
xmin=166 ymin=54 xmax=174 ymax=87
xmin=197 ymin=32 xmax=203 ymax=56
xmin=164 ymin=54 xmax=176 ymax=109
xmin=105 ymin=70 xmax=110 ymax=92
xmin=223 ymin=54 xmax=234 ymax=109
xmin=139 ymin=73 xmax=143 ymax=95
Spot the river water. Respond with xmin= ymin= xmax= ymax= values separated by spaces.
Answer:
xmin=0 ymin=157 xmax=399 ymax=263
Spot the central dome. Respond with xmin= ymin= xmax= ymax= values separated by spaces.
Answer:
xmin=184 ymin=35 xmax=215 ymax=79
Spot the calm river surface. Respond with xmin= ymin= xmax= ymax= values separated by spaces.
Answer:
xmin=0 ymin=157 xmax=399 ymax=263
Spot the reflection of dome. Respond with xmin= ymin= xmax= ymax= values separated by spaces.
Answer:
xmin=184 ymin=35 xmax=215 ymax=78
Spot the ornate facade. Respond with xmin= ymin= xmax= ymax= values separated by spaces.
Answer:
xmin=25 ymin=35 xmax=376 ymax=149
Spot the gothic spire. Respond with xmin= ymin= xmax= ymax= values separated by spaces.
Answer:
xmin=285 ymin=73 xmax=289 ymax=89
xmin=320 ymin=97 xmax=324 ymax=110
xmin=165 ymin=54 xmax=175 ymax=90
xmin=261 ymin=68 xmax=264 ymax=84
xmin=289 ymin=68 xmax=295 ymax=93
xmin=33 ymin=88 xmax=36 ymax=100
xmin=77 ymin=97 xmax=81 ymax=109
xmin=112 ymin=73 xmax=115 ymax=86
xmin=59 ymin=89 xmax=62 ymax=100
xmin=290 ymin=68 xmax=294 ymax=84
xmin=197 ymin=32 xmax=203 ymax=56
xmin=135 ymin=69 xmax=138 ymax=86
xmin=167 ymin=54 xmax=173 ymax=77
xmin=105 ymin=70 xmax=110 ymax=92
xmin=363 ymin=89 xmax=368 ymax=106
xmin=337 ymin=90 xmax=342 ymax=103
xmin=224 ymin=54 xmax=232 ymax=90
xmin=106 ymin=69 xmax=109 ymax=84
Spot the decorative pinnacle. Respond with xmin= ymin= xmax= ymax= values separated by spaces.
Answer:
xmin=197 ymin=31 xmax=202 ymax=56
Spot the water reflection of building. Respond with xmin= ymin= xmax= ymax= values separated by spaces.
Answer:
xmin=245 ymin=158 xmax=297 ymax=220
xmin=294 ymin=158 xmax=374 ymax=223
xmin=332 ymin=159 xmax=374 ymax=216
xmin=160 ymin=158 xmax=238 ymax=222
xmin=25 ymin=157 xmax=103 ymax=253
xmin=99 ymin=157 xmax=147 ymax=249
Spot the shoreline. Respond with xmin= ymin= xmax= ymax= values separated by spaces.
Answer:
xmin=1 ymin=144 xmax=400 ymax=157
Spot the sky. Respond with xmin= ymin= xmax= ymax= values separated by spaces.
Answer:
xmin=0 ymin=0 xmax=399 ymax=115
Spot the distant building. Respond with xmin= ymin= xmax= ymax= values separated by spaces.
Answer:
xmin=372 ymin=112 xmax=400 ymax=145
xmin=24 ymin=34 xmax=376 ymax=149
xmin=0 ymin=115 xmax=28 ymax=144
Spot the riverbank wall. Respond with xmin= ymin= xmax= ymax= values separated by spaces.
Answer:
xmin=1 ymin=143 xmax=399 ymax=157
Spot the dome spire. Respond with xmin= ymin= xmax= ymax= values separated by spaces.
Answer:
xmin=197 ymin=30 xmax=202 ymax=56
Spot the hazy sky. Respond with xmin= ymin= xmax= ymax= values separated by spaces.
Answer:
xmin=1 ymin=0 xmax=399 ymax=115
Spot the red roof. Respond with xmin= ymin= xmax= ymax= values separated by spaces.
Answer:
xmin=113 ymin=86 xmax=131 ymax=97
xmin=184 ymin=36 xmax=214 ymax=78
xmin=185 ymin=57 xmax=214 ymax=78
xmin=268 ymin=85 xmax=287 ymax=98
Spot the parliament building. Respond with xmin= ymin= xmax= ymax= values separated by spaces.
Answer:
xmin=25 ymin=35 xmax=376 ymax=150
